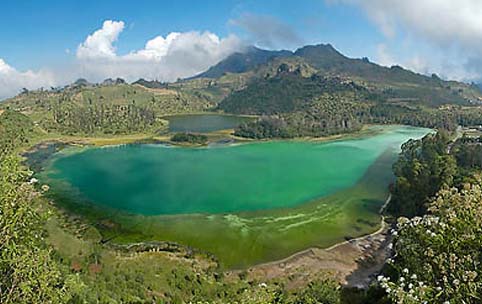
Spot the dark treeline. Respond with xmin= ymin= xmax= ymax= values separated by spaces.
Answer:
xmin=235 ymin=101 xmax=482 ymax=139
xmin=388 ymin=132 xmax=482 ymax=217
xmin=170 ymin=132 xmax=208 ymax=144
xmin=235 ymin=99 xmax=365 ymax=139
xmin=453 ymin=136 xmax=482 ymax=170
xmin=388 ymin=132 xmax=456 ymax=217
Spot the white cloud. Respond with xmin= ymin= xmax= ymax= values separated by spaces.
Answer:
xmin=337 ymin=0 xmax=482 ymax=49
xmin=76 ymin=20 xmax=244 ymax=82
xmin=334 ymin=0 xmax=482 ymax=81
xmin=0 ymin=59 xmax=57 ymax=100
xmin=375 ymin=43 xmax=480 ymax=81
xmin=0 ymin=20 xmax=245 ymax=99
xmin=376 ymin=44 xmax=395 ymax=67
xmin=77 ymin=20 xmax=125 ymax=59
xmin=229 ymin=13 xmax=303 ymax=50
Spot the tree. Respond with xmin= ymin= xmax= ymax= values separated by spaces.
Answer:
xmin=0 ymin=155 xmax=69 ymax=303
xmin=389 ymin=132 xmax=457 ymax=217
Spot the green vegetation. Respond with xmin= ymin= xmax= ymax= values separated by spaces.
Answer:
xmin=388 ymin=132 xmax=456 ymax=217
xmin=0 ymin=83 xmax=215 ymax=136
xmin=170 ymin=132 xmax=208 ymax=144
xmin=0 ymin=155 xmax=69 ymax=303
xmin=370 ymin=131 xmax=482 ymax=303
xmin=380 ymin=184 xmax=482 ymax=303
xmin=0 ymin=110 xmax=36 ymax=155
xmin=2 ymin=42 xmax=482 ymax=303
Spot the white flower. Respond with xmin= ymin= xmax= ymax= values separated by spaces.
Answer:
xmin=411 ymin=274 xmax=417 ymax=280
xmin=403 ymin=268 xmax=409 ymax=274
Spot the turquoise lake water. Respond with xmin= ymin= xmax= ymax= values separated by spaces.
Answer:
xmin=42 ymin=125 xmax=430 ymax=216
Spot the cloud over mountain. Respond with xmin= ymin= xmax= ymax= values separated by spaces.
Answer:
xmin=0 ymin=20 xmax=244 ymax=99
xmin=334 ymin=0 xmax=482 ymax=81
xmin=229 ymin=13 xmax=303 ymax=50
xmin=75 ymin=20 xmax=244 ymax=82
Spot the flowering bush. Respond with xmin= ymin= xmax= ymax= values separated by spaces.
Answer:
xmin=380 ymin=182 xmax=482 ymax=303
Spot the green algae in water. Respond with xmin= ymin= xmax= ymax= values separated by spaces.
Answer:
xmin=40 ymin=125 xmax=431 ymax=268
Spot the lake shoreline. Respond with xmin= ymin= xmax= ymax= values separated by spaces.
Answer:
xmin=24 ymin=124 xmax=429 ymax=275
xmin=22 ymin=123 xmax=390 ymax=158
xmin=228 ymin=195 xmax=393 ymax=288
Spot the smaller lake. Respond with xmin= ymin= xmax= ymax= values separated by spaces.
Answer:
xmin=164 ymin=114 xmax=253 ymax=133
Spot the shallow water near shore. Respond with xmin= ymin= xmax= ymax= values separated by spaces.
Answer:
xmin=39 ymin=125 xmax=430 ymax=268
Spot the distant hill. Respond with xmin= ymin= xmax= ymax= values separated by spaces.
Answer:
xmin=192 ymin=46 xmax=292 ymax=79
xmin=3 ymin=43 xmax=482 ymax=137
xmin=189 ymin=43 xmax=481 ymax=107
xmin=219 ymin=72 xmax=371 ymax=115
xmin=132 ymin=78 xmax=169 ymax=89
xmin=102 ymin=78 xmax=126 ymax=86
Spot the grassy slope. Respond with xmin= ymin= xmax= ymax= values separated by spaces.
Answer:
xmin=0 ymin=83 xmax=217 ymax=136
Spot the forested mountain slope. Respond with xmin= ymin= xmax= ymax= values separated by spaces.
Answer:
xmin=2 ymin=43 xmax=482 ymax=138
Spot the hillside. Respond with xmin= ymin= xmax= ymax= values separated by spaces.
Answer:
xmin=2 ymin=43 xmax=482 ymax=138
xmin=0 ymin=82 xmax=216 ymax=135
xmin=191 ymin=43 xmax=482 ymax=108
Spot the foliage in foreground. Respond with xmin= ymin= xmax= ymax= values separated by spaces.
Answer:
xmin=0 ymin=155 xmax=69 ymax=303
xmin=380 ymin=183 xmax=482 ymax=303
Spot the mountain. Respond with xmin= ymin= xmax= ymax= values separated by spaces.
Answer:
xmin=3 ymin=43 xmax=482 ymax=138
xmin=190 ymin=43 xmax=481 ymax=107
xmin=192 ymin=46 xmax=292 ymax=79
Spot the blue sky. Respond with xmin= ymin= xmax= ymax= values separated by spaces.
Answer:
xmin=0 ymin=0 xmax=383 ymax=69
xmin=1 ymin=0 xmax=482 ymax=98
